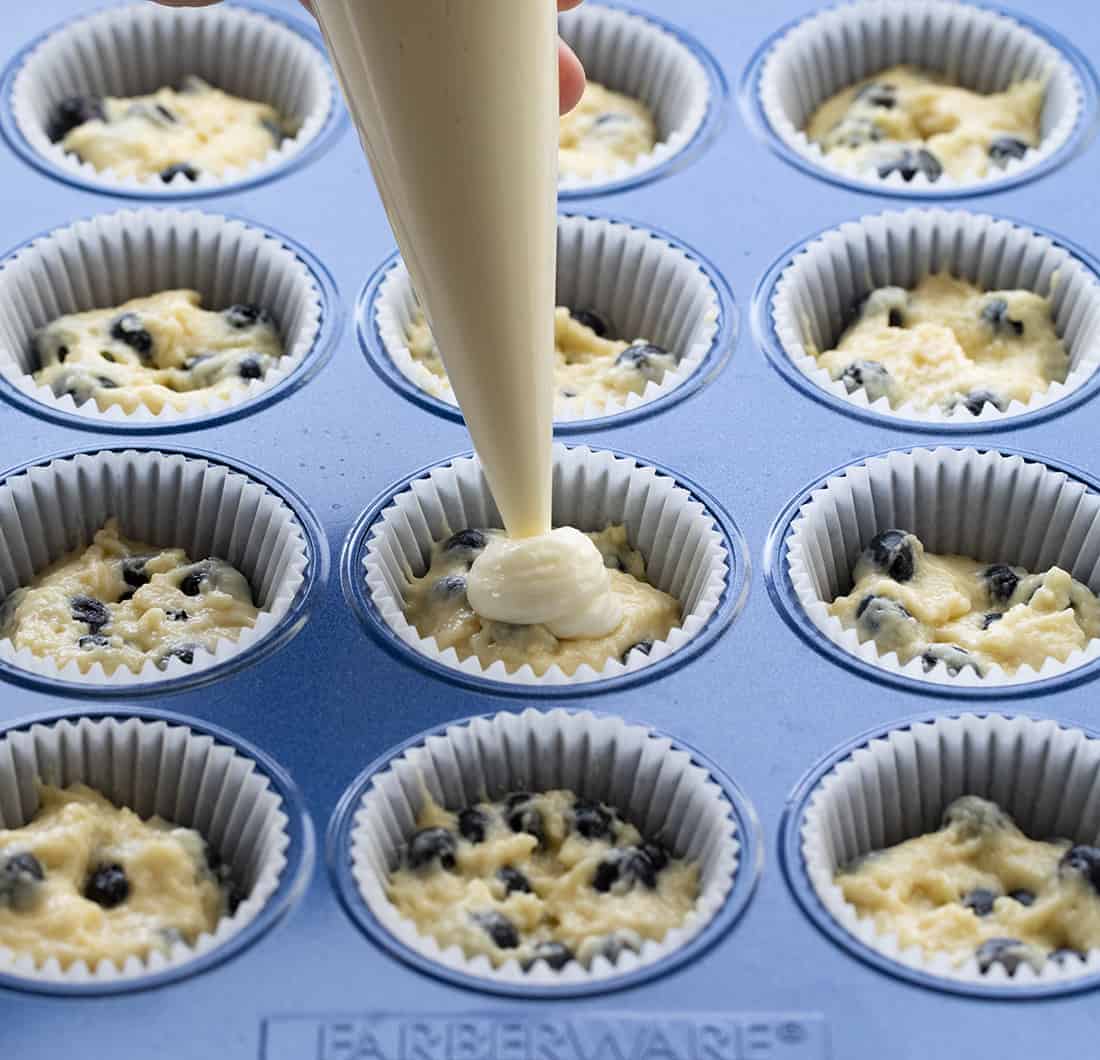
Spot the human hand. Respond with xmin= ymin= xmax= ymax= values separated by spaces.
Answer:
xmin=152 ymin=0 xmax=587 ymax=114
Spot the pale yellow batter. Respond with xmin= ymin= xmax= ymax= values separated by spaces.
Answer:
xmin=829 ymin=530 xmax=1100 ymax=676
xmin=837 ymin=796 xmax=1100 ymax=974
xmin=387 ymin=789 xmax=698 ymax=969
xmin=806 ymin=65 xmax=1044 ymax=183
xmin=33 ymin=289 xmax=285 ymax=415
xmin=51 ymin=77 xmax=293 ymax=182
xmin=404 ymin=306 xmax=679 ymax=410
xmin=0 ymin=784 xmax=234 ymax=969
xmin=559 ymin=81 xmax=657 ymax=180
xmin=811 ymin=274 xmax=1067 ymax=415
xmin=0 ymin=519 xmax=258 ymax=675
xmin=404 ymin=525 xmax=680 ymax=675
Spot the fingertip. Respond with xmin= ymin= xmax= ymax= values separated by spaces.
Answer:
xmin=558 ymin=39 xmax=586 ymax=115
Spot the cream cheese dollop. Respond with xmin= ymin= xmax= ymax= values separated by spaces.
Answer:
xmin=466 ymin=527 xmax=623 ymax=639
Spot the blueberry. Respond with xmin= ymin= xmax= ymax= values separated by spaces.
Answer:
xmin=615 ymin=343 xmax=674 ymax=383
xmin=982 ymin=564 xmax=1020 ymax=604
xmin=178 ymin=561 xmax=216 ymax=597
xmin=921 ymin=643 xmax=982 ymax=677
xmin=97 ymin=376 xmax=118 ymax=389
xmin=0 ymin=851 xmax=44 ymax=911
xmin=1060 ymin=845 xmax=1100 ymax=892
xmin=592 ymin=847 xmax=659 ymax=893
xmin=71 ymin=595 xmax=109 ymax=632
xmin=78 ymin=633 xmax=110 ymax=650
xmin=954 ymin=389 xmax=1007 ymax=416
xmin=981 ymin=612 xmax=1004 ymax=630
xmin=865 ymin=529 xmax=916 ymax=582
xmin=443 ymin=529 xmax=487 ymax=558
xmin=569 ymin=308 xmax=609 ymax=337
xmin=595 ymin=931 xmax=641 ymax=963
xmin=980 ymin=298 xmax=1024 ymax=337
xmin=432 ymin=574 xmax=468 ymax=600
xmin=406 ymin=827 xmax=457 ymax=871
xmin=224 ymin=304 xmax=273 ymax=330
xmin=160 ymin=163 xmax=200 ymax=183
xmin=166 ymin=609 xmax=188 ymax=622
xmin=640 ymin=841 xmax=670 ymax=872
xmin=1050 ymin=947 xmax=1087 ymax=965
xmin=473 ymin=910 xmax=519 ymax=949
xmin=1008 ymin=889 xmax=1035 ymax=906
xmin=236 ymin=355 xmax=265 ymax=381
xmin=497 ymin=866 xmax=532 ymax=895
xmin=154 ymin=103 xmax=177 ymax=124
xmin=976 ymin=937 xmax=1030 ymax=976
xmin=594 ymin=112 xmax=636 ymax=129
xmin=839 ymin=359 xmax=893 ymax=403
xmin=989 ymin=137 xmax=1029 ymax=167
xmin=48 ymin=94 xmax=104 ymax=141
xmin=828 ymin=116 xmax=882 ymax=149
xmin=962 ymin=888 xmax=998 ymax=916
xmin=156 ymin=643 xmax=197 ymax=669
xmin=109 ymin=312 xmax=154 ymax=357
xmin=877 ymin=148 xmax=943 ymax=183
xmin=523 ymin=940 xmax=574 ymax=971
xmin=120 ymin=556 xmax=150 ymax=590
xmin=506 ymin=795 xmax=545 ymax=846
xmin=855 ymin=595 xmax=913 ymax=633
xmin=855 ymin=82 xmax=897 ymax=108
xmin=620 ymin=639 xmax=653 ymax=665
xmin=457 ymin=807 xmax=489 ymax=844
xmin=224 ymin=878 xmax=247 ymax=915
xmin=572 ymin=798 xmax=614 ymax=840
xmin=84 ymin=863 xmax=129 ymax=908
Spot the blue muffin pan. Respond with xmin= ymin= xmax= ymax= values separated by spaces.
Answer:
xmin=2 ymin=0 xmax=1100 ymax=1056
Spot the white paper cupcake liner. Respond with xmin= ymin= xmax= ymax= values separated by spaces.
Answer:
xmin=11 ymin=2 xmax=334 ymax=195
xmin=346 ymin=708 xmax=741 ymax=988
xmin=771 ymin=209 xmax=1100 ymax=425
xmin=362 ymin=444 xmax=733 ymax=687
xmin=759 ymin=0 xmax=1084 ymax=193
xmin=0 ymin=713 xmax=292 ymax=986
xmin=557 ymin=4 xmax=712 ymax=193
xmin=375 ymin=215 xmax=722 ymax=424
xmin=800 ymin=713 xmax=1100 ymax=988
xmin=786 ymin=446 xmax=1100 ymax=688
xmin=0 ymin=448 xmax=311 ymax=689
xmin=0 ymin=208 xmax=324 ymax=426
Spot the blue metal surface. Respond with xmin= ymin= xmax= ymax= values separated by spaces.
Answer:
xmin=1 ymin=1 xmax=1099 ymax=1056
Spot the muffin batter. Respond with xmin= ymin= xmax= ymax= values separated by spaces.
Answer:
xmin=806 ymin=65 xmax=1044 ymax=183
xmin=559 ymin=81 xmax=657 ymax=180
xmin=829 ymin=529 xmax=1100 ymax=676
xmin=404 ymin=525 xmax=681 ymax=675
xmin=811 ymin=274 xmax=1068 ymax=415
xmin=404 ymin=305 xmax=679 ymax=411
xmin=0 ymin=518 xmax=258 ymax=675
xmin=0 ymin=783 xmax=237 ymax=969
xmin=387 ymin=789 xmax=698 ymax=969
xmin=837 ymin=796 xmax=1100 ymax=974
xmin=33 ymin=290 xmax=285 ymax=415
xmin=49 ymin=77 xmax=292 ymax=182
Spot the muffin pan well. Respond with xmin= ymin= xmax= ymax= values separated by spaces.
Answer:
xmin=4 ymin=0 xmax=1100 ymax=1057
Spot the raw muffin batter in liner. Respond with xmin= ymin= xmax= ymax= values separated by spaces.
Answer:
xmin=0 ymin=518 xmax=259 ymax=675
xmin=33 ymin=290 xmax=285 ymax=415
xmin=806 ymin=65 xmax=1044 ymax=184
xmin=405 ymin=305 xmax=680 ymax=412
xmin=837 ymin=795 xmax=1100 ymax=975
xmin=0 ymin=783 xmax=239 ymax=969
xmin=811 ymin=274 xmax=1068 ymax=416
xmin=388 ymin=789 xmax=699 ymax=970
xmin=49 ymin=76 xmax=294 ymax=184
xmin=403 ymin=525 xmax=681 ymax=676
xmin=829 ymin=529 xmax=1100 ymax=677
xmin=559 ymin=81 xmax=657 ymax=181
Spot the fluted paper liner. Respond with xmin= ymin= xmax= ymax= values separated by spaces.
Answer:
xmin=801 ymin=713 xmax=1100 ymax=987
xmin=375 ymin=215 xmax=721 ymax=423
xmin=771 ymin=209 xmax=1100 ymax=425
xmin=0 ymin=207 xmax=324 ymax=426
xmin=759 ymin=0 xmax=1083 ymax=193
xmin=0 ymin=714 xmax=290 ymax=986
xmin=362 ymin=444 xmax=731 ymax=686
xmin=348 ymin=708 xmax=740 ymax=987
xmin=11 ymin=2 xmax=334 ymax=194
xmin=557 ymin=4 xmax=712 ymax=192
xmin=786 ymin=447 xmax=1100 ymax=686
xmin=0 ymin=449 xmax=310 ymax=687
